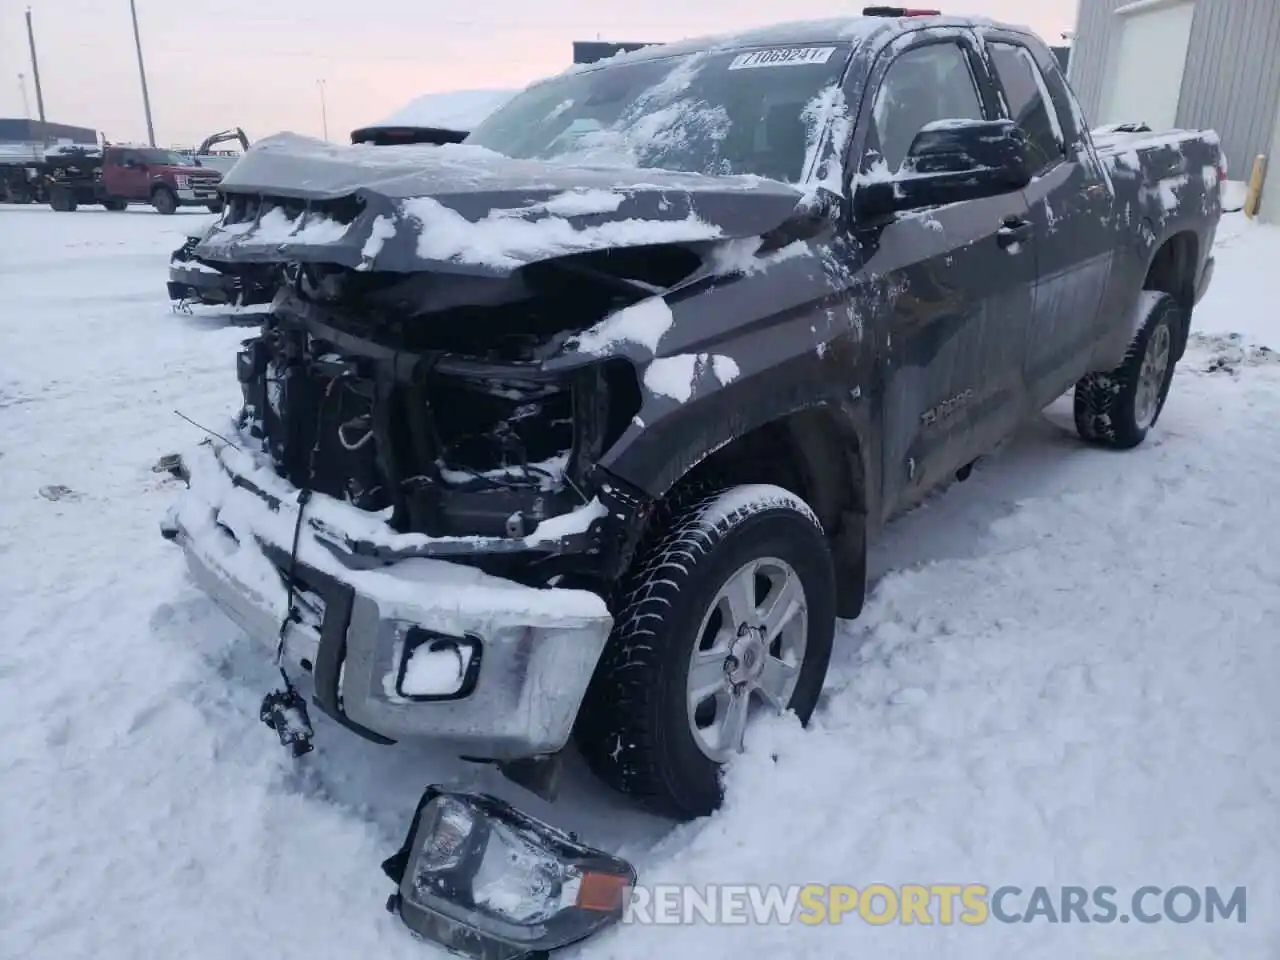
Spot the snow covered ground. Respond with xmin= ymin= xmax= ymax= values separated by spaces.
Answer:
xmin=1 ymin=205 xmax=1278 ymax=959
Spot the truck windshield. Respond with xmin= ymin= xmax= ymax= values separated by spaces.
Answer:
xmin=466 ymin=43 xmax=853 ymax=183
xmin=137 ymin=149 xmax=194 ymax=166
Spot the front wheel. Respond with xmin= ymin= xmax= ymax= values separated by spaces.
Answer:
xmin=49 ymin=188 xmax=76 ymax=212
xmin=1074 ymin=291 xmax=1182 ymax=450
xmin=152 ymin=186 xmax=177 ymax=215
xmin=576 ymin=484 xmax=836 ymax=821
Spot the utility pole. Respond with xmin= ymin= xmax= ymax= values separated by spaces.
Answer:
xmin=129 ymin=0 xmax=157 ymax=146
xmin=24 ymin=8 xmax=47 ymax=125
xmin=18 ymin=74 xmax=32 ymax=120
xmin=318 ymin=79 xmax=329 ymax=140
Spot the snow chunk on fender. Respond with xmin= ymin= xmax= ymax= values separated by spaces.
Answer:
xmin=570 ymin=296 xmax=675 ymax=355
xmin=645 ymin=354 xmax=700 ymax=402
xmin=643 ymin=352 xmax=741 ymax=402
xmin=358 ymin=215 xmax=398 ymax=266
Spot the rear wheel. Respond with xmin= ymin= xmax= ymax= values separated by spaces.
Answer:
xmin=152 ymin=186 xmax=177 ymax=215
xmin=1074 ymin=292 xmax=1181 ymax=450
xmin=576 ymin=484 xmax=836 ymax=820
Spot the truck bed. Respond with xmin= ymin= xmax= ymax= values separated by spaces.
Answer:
xmin=1091 ymin=123 xmax=1225 ymax=209
xmin=1088 ymin=122 xmax=1223 ymax=368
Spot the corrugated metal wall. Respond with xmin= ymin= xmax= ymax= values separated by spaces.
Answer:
xmin=1178 ymin=0 xmax=1280 ymax=175
xmin=1067 ymin=0 xmax=1280 ymax=173
xmin=1066 ymin=0 xmax=1125 ymax=123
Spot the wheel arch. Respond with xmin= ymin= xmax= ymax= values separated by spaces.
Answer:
xmin=1143 ymin=230 xmax=1198 ymax=361
xmin=658 ymin=404 xmax=871 ymax=619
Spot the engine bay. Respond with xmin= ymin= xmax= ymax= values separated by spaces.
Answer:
xmin=234 ymin=260 xmax=660 ymax=562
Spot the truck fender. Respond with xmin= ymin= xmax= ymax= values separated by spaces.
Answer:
xmin=600 ymin=380 xmax=872 ymax=617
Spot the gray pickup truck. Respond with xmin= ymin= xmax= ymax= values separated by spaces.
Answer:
xmin=163 ymin=10 xmax=1221 ymax=823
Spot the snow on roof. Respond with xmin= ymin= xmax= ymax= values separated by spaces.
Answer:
xmin=0 ymin=141 xmax=102 ymax=162
xmin=367 ymin=88 xmax=518 ymax=133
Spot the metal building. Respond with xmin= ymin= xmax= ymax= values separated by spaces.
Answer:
xmin=0 ymin=118 xmax=98 ymax=147
xmin=1068 ymin=0 xmax=1280 ymax=220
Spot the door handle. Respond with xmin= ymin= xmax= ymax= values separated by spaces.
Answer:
xmin=997 ymin=216 xmax=1033 ymax=249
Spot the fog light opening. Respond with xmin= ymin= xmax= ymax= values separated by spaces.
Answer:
xmin=394 ymin=629 xmax=483 ymax=702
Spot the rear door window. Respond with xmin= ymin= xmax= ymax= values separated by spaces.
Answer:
xmin=988 ymin=42 xmax=1066 ymax=173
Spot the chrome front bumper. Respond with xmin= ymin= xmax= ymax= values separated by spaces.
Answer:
xmin=176 ymin=184 xmax=220 ymax=203
xmin=163 ymin=442 xmax=615 ymax=760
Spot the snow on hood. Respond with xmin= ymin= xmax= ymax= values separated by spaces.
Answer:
xmin=199 ymin=133 xmax=803 ymax=273
xmin=185 ymin=215 xmax=221 ymax=242
xmin=365 ymin=88 xmax=518 ymax=134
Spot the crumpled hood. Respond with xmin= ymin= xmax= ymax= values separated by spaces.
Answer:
xmin=196 ymin=132 xmax=804 ymax=274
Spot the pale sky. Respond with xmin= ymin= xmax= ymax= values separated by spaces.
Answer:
xmin=0 ymin=0 xmax=1078 ymax=147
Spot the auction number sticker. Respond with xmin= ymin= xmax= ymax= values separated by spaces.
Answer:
xmin=727 ymin=47 xmax=838 ymax=70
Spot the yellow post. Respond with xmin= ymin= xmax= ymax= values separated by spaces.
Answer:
xmin=1244 ymin=154 xmax=1268 ymax=218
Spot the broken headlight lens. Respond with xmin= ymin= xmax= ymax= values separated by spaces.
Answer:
xmin=384 ymin=787 xmax=636 ymax=960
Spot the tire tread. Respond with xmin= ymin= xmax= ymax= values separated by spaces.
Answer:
xmin=576 ymin=485 xmax=824 ymax=819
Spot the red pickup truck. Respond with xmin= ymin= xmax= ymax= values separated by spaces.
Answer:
xmin=47 ymin=145 xmax=223 ymax=214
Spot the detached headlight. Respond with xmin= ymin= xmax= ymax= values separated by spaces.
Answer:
xmin=175 ymin=175 xmax=190 ymax=189
xmin=384 ymin=787 xmax=636 ymax=959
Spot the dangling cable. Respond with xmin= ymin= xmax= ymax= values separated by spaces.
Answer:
xmin=259 ymin=484 xmax=316 ymax=757
xmin=259 ymin=369 xmax=347 ymax=758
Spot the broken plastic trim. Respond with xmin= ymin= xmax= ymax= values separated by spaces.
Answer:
xmin=384 ymin=787 xmax=636 ymax=960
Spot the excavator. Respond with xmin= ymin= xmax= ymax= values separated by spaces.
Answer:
xmin=192 ymin=127 xmax=250 ymax=174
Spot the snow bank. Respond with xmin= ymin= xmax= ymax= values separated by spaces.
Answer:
xmin=4 ymin=204 xmax=1280 ymax=960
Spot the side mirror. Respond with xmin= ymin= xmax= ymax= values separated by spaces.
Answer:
xmin=854 ymin=119 xmax=1033 ymax=220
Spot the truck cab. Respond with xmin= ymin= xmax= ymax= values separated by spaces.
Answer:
xmin=100 ymin=146 xmax=224 ymax=214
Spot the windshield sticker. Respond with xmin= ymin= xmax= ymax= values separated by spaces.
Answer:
xmin=728 ymin=47 xmax=838 ymax=71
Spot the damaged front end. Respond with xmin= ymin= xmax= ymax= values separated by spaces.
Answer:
xmin=161 ymin=192 xmax=749 ymax=781
xmin=234 ymin=244 xmax=676 ymax=584
xmin=168 ymin=224 xmax=281 ymax=310
xmin=163 ymin=135 xmax=810 ymax=783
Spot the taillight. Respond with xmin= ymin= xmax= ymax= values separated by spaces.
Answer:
xmin=863 ymin=6 xmax=943 ymax=15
